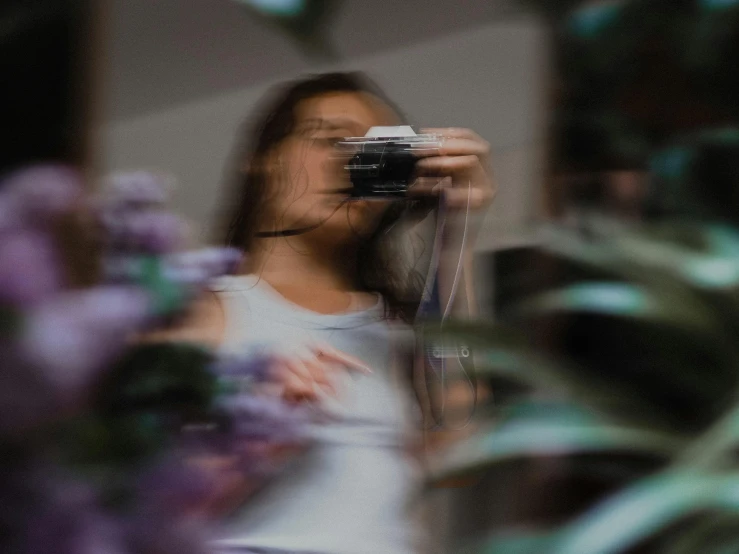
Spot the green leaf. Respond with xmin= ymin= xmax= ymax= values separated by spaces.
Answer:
xmin=478 ymin=349 xmax=673 ymax=426
xmin=93 ymin=342 xmax=219 ymax=464
xmin=711 ymin=540 xmax=739 ymax=554
xmin=512 ymin=280 xmax=739 ymax=417
xmin=0 ymin=304 xmax=21 ymax=336
xmin=423 ymin=320 xmax=694 ymax=429
xmin=613 ymin=230 xmax=739 ymax=292
xmin=135 ymin=255 xmax=186 ymax=316
xmin=466 ymin=529 xmax=560 ymax=554
xmin=539 ymin=223 xmax=739 ymax=306
xmin=537 ymin=223 xmax=685 ymax=284
xmin=704 ymin=224 xmax=739 ymax=258
xmin=427 ymin=401 xmax=684 ymax=483
xmin=666 ymin=514 xmax=739 ymax=554
xmin=550 ymin=471 xmax=739 ymax=554
xmin=537 ymin=225 xmax=739 ymax=379
xmin=58 ymin=414 xmax=116 ymax=467
xmin=675 ymin=400 xmax=739 ymax=470
xmin=515 ymin=281 xmax=719 ymax=334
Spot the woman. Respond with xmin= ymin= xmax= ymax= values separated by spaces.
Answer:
xmin=172 ymin=72 xmax=494 ymax=554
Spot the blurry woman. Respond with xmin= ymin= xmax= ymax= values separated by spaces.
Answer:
xmin=169 ymin=72 xmax=494 ymax=554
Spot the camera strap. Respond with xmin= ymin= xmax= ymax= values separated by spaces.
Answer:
xmin=416 ymin=182 xmax=477 ymax=430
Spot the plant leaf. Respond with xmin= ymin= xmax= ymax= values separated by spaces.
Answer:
xmin=613 ymin=229 xmax=739 ymax=292
xmin=550 ymin=471 xmax=739 ymax=554
xmin=0 ymin=304 xmax=21 ymax=336
xmin=423 ymin=320 xmax=700 ymax=430
xmin=665 ymin=513 xmax=739 ymax=554
xmin=515 ymin=281 xmax=719 ymax=333
xmin=465 ymin=529 xmax=560 ymax=554
xmin=427 ymin=401 xmax=684 ymax=483
xmin=136 ymin=255 xmax=187 ymax=316
xmin=538 ymin=224 xmax=739 ymax=338
xmin=675 ymin=400 xmax=739 ymax=470
xmin=478 ymin=344 xmax=672 ymax=426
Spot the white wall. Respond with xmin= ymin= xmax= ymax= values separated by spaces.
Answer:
xmin=102 ymin=16 xmax=547 ymax=250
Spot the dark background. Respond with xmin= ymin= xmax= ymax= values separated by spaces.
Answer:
xmin=0 ymin=0 xmax=92 ymax=178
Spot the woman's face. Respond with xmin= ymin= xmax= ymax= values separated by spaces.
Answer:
xmin=262 ymin=92 xmax=397 ymax=244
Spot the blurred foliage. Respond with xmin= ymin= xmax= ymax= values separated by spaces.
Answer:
xmin=426 ymin=220 xmax=739 ymax=552
xmin=531 ymin=0 xmax=739 ymax=172
xmin=429 ymin=4 xmax=739 ymax=551
xmin=647 ymin=128 xmax=739 ymax=223
xmin=65 ymin=343 xmax=218 ymax=468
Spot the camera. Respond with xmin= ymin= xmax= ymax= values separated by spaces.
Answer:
xmin=336 ymin=126 xmax=441 ymax=199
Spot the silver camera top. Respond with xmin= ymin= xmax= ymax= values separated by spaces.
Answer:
xmin=335 ymin=126 xmax=442 ymax=153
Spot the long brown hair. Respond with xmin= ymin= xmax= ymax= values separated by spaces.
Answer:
xmin=216 ymin=72 xmax=431 ymax=322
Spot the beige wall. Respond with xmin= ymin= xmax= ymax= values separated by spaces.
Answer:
xmin=101 ymin=16 xmax=546 ymax=248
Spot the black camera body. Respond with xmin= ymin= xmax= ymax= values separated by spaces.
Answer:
xmin=346 ymin=141 xmax=417 ymax=199
xmin=337 ymin=128 xmax=441 ymax=200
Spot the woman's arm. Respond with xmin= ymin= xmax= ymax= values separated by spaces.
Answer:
xmin=408 ymin=127 xmax=496 ymax=480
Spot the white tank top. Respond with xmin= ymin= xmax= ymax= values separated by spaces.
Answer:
xmin=210 ymin=274 xmax=424 ymax=554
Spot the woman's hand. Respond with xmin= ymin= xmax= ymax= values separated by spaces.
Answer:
xmin=271 ymin=343 xmax=373 ymax=404
xmin=411 ymin=127 xmax=496 ymax=211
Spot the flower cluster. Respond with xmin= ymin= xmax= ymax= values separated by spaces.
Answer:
xmin=0 ymin=166 xmax=309 ymax=554
xmin=94 ymin=171 xmax=241 ymax=315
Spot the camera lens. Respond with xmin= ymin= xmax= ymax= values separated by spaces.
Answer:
xmin=347 ymin=144 xmax=416 ymax=198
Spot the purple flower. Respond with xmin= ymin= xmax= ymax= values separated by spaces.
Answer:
xmin=210 ymin=353 xmax=274 ymax=384
xmin=103 ymin=171 xmax=171 ymax=207
xmin=163 ymin=248 xmax=242 ymax=288
xmin=100 ymin=254 xmax=142 ymax=284
xmin=0 ymin=195 xmax=22 ymax=232
xmin=217 ymin=395 xmax=309 ymax=444
xmin=12 ymin=471 xmax=127 ymax=554
xmin=1 ymin=165 xmax=82 ymax=221
xmin=20 ymin=286 xmax=151 ymax=398
xmin=94 ymin=171 xmax=185 ymax=256
xmin=0 ymin=344 xmax=59 ymax=436
xmin=2 ymin=460 xmax=210 ymax=554
xmin=204 ymin=247 xmax=242 ymax=276
xmin=127 ymin=456 xmax=213 ymax=554
xmin=100 ymin=209 xmax=187 ymax=255
xmin=0 ymin=228 xmax=61 ymax=307
xmin=24 ymin=504 xmax=127 ymax=554
xmin=133 ymin=455 xmax=214 ymax=517
xmin=160 ymin=262 xmax=209 ymax=289
xmin=177 ymin=392 xmax=311 ymax=481
xmin=127 ymin=513 xmax=210 ymax=554
xmin=128 ymin=210 xmax=187 ymax=254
